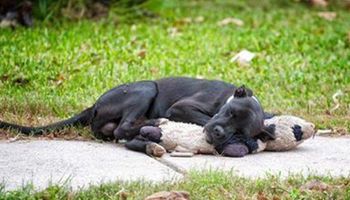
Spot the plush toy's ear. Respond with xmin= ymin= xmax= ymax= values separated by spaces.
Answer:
xmin=255 ymin=124 xmax=276 ymax=142
xmin=234 ymin=85 xmax=253 ymax=98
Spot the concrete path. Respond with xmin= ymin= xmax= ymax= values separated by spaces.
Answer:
xmin=0 ymin=136 xmax=349 ymax=191
xmin=0 ymin=140 xmax=181 ymax=191
xmin=161 ymin=137 xmax=350 ymax=177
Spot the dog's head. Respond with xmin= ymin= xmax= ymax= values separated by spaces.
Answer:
xmin=204 ymin=85 xmax=265 ymax=146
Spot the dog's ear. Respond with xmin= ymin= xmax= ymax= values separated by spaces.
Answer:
xmin=234 ymin=85 xmax=247 ymax=98
xmin=234 ymin=85 xmax=253 ymax=98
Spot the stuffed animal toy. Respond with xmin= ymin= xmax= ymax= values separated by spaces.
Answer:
xmin=139 ymin=115 xmax=315 ymax=157
xmin=256 ymin=115 xmax=315 ymax=152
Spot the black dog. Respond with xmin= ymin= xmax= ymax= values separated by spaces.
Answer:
xmin=126 ymin=86 xmax=275 ymax=157
xmin=0 ymin=77 xmax=272 ymax=149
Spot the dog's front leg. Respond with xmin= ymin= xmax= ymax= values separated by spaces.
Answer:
xmin=165 ymin=99 xmax=212 ymax=126
xmin=125 ymin=137 xmax=166 ymax=157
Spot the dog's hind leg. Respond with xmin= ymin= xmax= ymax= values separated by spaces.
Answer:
xmin=91 ymin=81 xmax=158 ymax=141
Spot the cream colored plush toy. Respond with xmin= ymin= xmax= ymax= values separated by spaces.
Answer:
xmin=140 ymin=115 xmax=316 ymax=157
xmin=256 ymin=115 xmax=316 ymax=152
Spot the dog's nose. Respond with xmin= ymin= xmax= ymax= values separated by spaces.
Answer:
xmin=213 ymin=125 xmax=225 ymax=138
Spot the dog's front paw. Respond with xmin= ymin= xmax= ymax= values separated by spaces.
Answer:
xmin=252 ymin=139 xmax=267 ymax=153
xmin=140 ymin=126 xmax=162 ymax=143
xmin=146 ymin=143 xmax=166 ymax=157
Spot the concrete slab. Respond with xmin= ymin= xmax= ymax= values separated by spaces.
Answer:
xmin=161 ymin=136 xmax=350 ymax=177
xmin=0 ymin=140 xmax=182 ymax=191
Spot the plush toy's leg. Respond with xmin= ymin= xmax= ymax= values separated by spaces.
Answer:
xmin=125 ymin=136 xmax=166 ymax=157
xmin=140 ymin=126 xmax=162 ymax=143
xmin=221 ymin=143 xmax=249 ymax=157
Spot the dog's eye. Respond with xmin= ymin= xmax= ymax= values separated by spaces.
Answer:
xmin=230 ymin=111 xmax=237 ymax=118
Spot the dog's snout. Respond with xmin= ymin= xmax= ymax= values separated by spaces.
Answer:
xmin=213 ymin=125 xmax=225 ymax=138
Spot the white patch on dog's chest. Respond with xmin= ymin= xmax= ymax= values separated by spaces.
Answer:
xmin=226 ymin=95 xmax=234 ymax=104
xmin=225 ymin=95 xmax=260 ymax=104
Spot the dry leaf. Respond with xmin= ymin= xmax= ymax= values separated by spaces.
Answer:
xmin=137 ymin=49 xmax=147 ymax=58
xmin=218 ymin=17 xmax=244 ymax=27
xmin=310 ymin=0 xmax=328 ymax=7
xmin=300 ymin=180 xmax=330 ymax=191
xmin=194 ymin=16 xmax=204 ymax=23
xmin=317 ymin=12 xmax=336 ymax=21
xmin=272 ymin=196 xmax=281 ymax=200
xmin=334 ymin=128 xmax=348 ymax=136
xmin=8 ymin=136 xmax=20 ymax=143
xmin=329 ymin=90 xmax=343 ymax=113
xmin=131 ymin=24 xmax=137 ymax=31
xmin=168 ymin=27 xmax=182 ymax=37
xmin=230 ymin=50 xmax=256 ymax=65
xmin=257 ymin=191 xmax=268 ymax=200
xmin=55 ymin=73 xmax=66 ymax=86
xmin=177 ymin=17 xmax=192 ymax=25
xmin=145 ymin=191 xmax=190 ymax=200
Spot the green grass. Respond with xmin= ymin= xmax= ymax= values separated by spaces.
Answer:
xmin=0 ymin=1 xmax=350 ymax=196
xmin=0 ymin=0 xmax=349 ymax=134
xmin=1 ymin=171 xmax=349 ymax=199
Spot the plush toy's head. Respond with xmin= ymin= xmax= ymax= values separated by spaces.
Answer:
xmin=262 ymin=115 xmax=315 ymax=151
xmin=204 ymin=85 xmax=265 ymax=146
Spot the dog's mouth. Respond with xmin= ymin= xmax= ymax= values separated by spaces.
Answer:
xmin=203 ymin=128 xmax=214 ymax=144
xmin=204 ymin=127 xmax=238 ymax=146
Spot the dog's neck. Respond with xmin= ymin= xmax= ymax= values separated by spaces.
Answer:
xmin=225 ymin=94 xmax=260 ymax=105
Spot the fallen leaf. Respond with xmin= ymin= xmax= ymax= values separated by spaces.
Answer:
xmin=145 ymin=191 xmax=190 ymax=200
xmin=47 ymin=133 xmax=55 ymax=140
xmin=230 ymin=50 xmax=256 ymax=65
xmin=175 ymin=17 xmax=192 ymax=25
xmin=168 ymin=27 xmax=182 ymax=37
xmin=218 ymin=17 xmax=244 ymax=27
xmin=88 ymin=2 xmax=108 ymax=20
xmin=310 ymin=0 xmax=328 ymax=7
xmin=300 ymin=180 xmax=330 ymax=192
xmin=8 ymin=136 xmax=20 ymax=143
xmin=329 ymin=90 xmax=343 ymax=113
xmin=131 ymin=24 xmax=137 ymax=31
xmin=334 ymin=128 xmax=348 ymax=135
xmin=55 ymin=73 xmax=66 ymax=86
xmin=272 ymin=196 xmax=281 ymax=200
xmin=317 ymin=12 xmax=336 ymax=21
xmin=346 ymin=0 xmax=350 ymax=10
xmin=130 ymin=36 xmax=138 ymax=45
xmin=150 ymin=67 xmax=159 ymax=75
xmin=194 ymin=16 xmax=204 ymax=23
xmin=0 ymin=74 xmax=9 ymax=81
xmin=257 ymin=191 xmax=268 ymax=200
xmin=137 ymin=49 xmax=147 ymax=58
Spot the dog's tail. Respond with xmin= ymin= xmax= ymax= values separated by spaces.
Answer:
xmin=0 ymin=107 xmax=94 ymax=135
